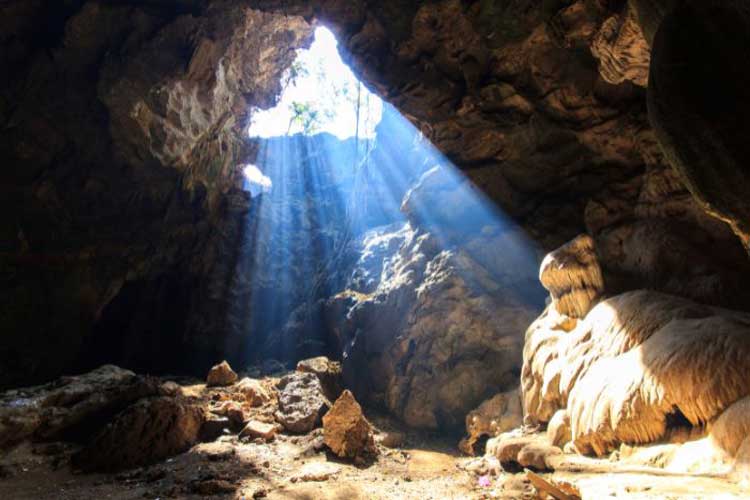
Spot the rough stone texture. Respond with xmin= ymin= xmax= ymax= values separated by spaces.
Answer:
xmin=328 ymin=167 xmax=545 ymax=429
xmin=274 ymin=373 xmax=330 ymax=434
xmin=236 ymin=377 xmax=271 ymax=407
xmin=73 ymin=396 xmax=206 ymax=471
xmin=591 ymin=2 xmax=650 ymax=87
xmin=0 ymin=365 xmax=157 ymax=449
xmin=459 ymin=388 xmax=523 ymax=456
xmin=296 ymin=357 xmax=344 ymax=402
xmin=206 ymin=361 xmax=238 ymax=387
xmin=523 ymin=289 xmax=750 ymax=456
xmin=323 ymin=390 xmax=374 ymax=459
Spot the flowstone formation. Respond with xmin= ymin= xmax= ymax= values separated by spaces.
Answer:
xmin=518 ymin=234 xmax=750 ymax=473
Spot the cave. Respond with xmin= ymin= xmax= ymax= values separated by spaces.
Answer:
xmin=2 ymin=1 xmax=750 ymax=498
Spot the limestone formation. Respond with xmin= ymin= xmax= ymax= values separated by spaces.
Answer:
xmin=206 ymin=361 xmax=238 ymax=387
xmin=323 ymin=390 xmax=374 ymax=459
xmin=459 ymin=388 xmax=523 ymax=456
xmin=274 ymin=373 xmax=330 ymax=434
xmin=73 ymin=396 xmax=205 ymax=471
xmin=523 ymin=289 xmax=750 ymax=456
xmin=539 ymin=234 xmax=604 ymax=319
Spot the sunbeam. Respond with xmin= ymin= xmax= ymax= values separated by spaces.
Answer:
xmin=234 ymin=27 xmax=544 ymax=371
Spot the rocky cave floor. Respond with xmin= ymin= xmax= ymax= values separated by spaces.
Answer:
xmin=0 ymin=362 xmax=744 ymax=500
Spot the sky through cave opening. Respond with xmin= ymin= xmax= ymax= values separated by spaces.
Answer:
xmin=232 ymin=26 xmax=542 ymax=373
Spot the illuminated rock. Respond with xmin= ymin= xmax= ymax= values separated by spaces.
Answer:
xmin=236 ymin=378 xmax=271 ymax=407
xmin=206 ymin=361 xmax=238 ymax=387
xmin=274 ymin=373 xmax=330 ymax=434
xmin=539 ymin=234 xmax=604 ymax=319
xmin=323 ymin=390 xmax=374 ymax=459
xmin=523 ymin=289 xmax=750 ymax=456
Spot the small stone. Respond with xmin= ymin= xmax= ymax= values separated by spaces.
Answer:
xmin=240 ymin=420 xmax=277 ymax=441
xmin=211 ymin=401 xmax=245 ymax=427
xmin=323 ymin=390 xmax=374 ymax=459
xmin=206 ymin=361 xmax=238 ymax=387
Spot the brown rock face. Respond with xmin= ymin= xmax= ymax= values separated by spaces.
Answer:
xmin=274 ymin=373 xmax=330 ymax=434
xmin=323 ymin=390 xmax=374 ymax=459
xmin=206 ymin=361 xmax=239 ymax=387
xmin=73 ymin=396 xmax=205 ymax=471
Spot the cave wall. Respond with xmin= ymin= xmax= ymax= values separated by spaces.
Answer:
xmin=0 ymin=0 xmax=314 ymax=388
xmin=2 ymin=0 xmax=750 ymax=389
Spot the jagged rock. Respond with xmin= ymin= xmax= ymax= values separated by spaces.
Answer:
xmin=330 ymin=169 xmax=545 ymax=429
xmin=539 ymin=235 xmax=604 ymax=319
xmin=0 ymin=365 xmax=157 ymax=449
xmin=206 ymin=361 xmax=238 ymax=387
xmin=459 ymin=388 xmax=523 ymax=456
xmin=323 ymin=390 xmax=374 ymax=459
xmin=236 ymin=378 xmax=271 ymax=407
xmin=547 ymin=410 xmax=572 ymax=448
xmin=523 ymin=289 xmax=750 ymax=456
xmin=296 ymin=357 xmax=343 ymax=402
xmin=274 ymin=373 xmax=330 ymax=434
xmin=73 ymin=396 xmax=205 ymax=471
xmin=240 ymin=420 xmax=277 ymax=441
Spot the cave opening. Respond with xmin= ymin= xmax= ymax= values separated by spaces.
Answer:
xmin=228 ymin=25 xmax=546 ymax=394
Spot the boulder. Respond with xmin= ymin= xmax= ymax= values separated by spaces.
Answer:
xmin=206 ymin=361 xmax=238 ymax=387
xmin=0 ymin=365 xmax=157 ymax=449
xmin=73 ymin=396 xmax=205 ymax=471
xmin=297 ymin=357 xmax=343 ymax=402
xmin=274 ymin=373 xmax=330 ymax=434
xmin=459 ymin=388 xmax=523 ymax=455
xmin=323 ymin=390 xmax=374 ymax=459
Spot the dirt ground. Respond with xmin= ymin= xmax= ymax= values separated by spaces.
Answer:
xmin=1 ymin=382 xmax=746 ymax=500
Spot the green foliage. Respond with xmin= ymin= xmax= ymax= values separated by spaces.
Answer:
xmin=288 ymin=101 xmax=322 ymax=135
